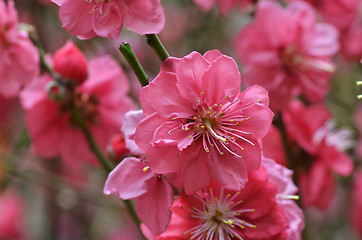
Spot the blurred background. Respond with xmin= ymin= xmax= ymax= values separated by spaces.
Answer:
xmin=1 ymin=0 xmax=361 ymax=239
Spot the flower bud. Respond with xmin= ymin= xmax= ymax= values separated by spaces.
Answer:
xmin=53 ymin=41 xmax=88 ymax=85
xmin=107 ymin=134 xmax=129 ymax=162
xmin=46 ymin=80 xmax=70 ymax=102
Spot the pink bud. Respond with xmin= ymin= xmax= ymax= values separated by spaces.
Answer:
xmin=108 ymin=134 xmax=130 ymax=162
xmin=53 ymin=41 xmax=88 ymax=85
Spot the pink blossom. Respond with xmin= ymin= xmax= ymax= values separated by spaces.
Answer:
xmin=340 ymin=21 xmax=362 ymax=61
xmin=287 ymin=0 xmax=358 ymax=31
xmin=20 ymin=53 xmax=135 ymax=169
xmin=104 ymin=157 xmax=174 ymax=235
xmin=51 ymin=0 xmax=165 ymax=40
xmin=0 ymin=191 xmax=26 ymax=240
xmin=142 ymin=164 xmax=304 ymax=240
xmin=262 ymin=158 xmax=304 ymax=240
xmin=350 ymin=169 xmax=362 ymax=238
xmin=284 ymin=101 xmax=353 ymax=209
xmin=234 ymin=1 xmax=339 ymax=111
xmin=193 ymin=0 xmax=253 ymax=15
xmin=288 ymin=0 xmax=362 ymax=61
xmin=135 ymin=50 xmax=274 ymax=194
xmin=0 ymin=0 xmax=39 ymax=98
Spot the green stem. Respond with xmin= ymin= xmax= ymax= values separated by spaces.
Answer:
xmin=145 ymin=34 xmax=170 ymax=61
xmin=70 ymin=106 xmax=113 ymax=172
xmin=70 ymin=107 xmax=145 ymax=239
xmin=124 ymin=199 xmax=141 ymax=225
xmin=29 ymin=31 xmax=54 ymax=76
xmin=119 ymin=42 xmax=149 ymax=87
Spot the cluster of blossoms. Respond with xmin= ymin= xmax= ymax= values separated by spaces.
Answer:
xmin=0 ymin=0 xmax=361 ymax=239
xmin=104 ymin=50 xmax=304 ymax=239
xmin=20 ymin=41 xmax=135 ymax=174
xmin=234 ymin=1 xmax=339 ymax=112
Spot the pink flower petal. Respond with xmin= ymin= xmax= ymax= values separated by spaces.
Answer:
xmin=175 ymin=51 xmax=210 ymax=106
xmin=123 ymin=0 xmax=165 ymax=35
xmin=201 ymin=55 xmax=241 ymax=105
xmin=104 ymin=157 xmax=154 ymax=199
xmin=136 ymin=175 xmax=173 ymax=235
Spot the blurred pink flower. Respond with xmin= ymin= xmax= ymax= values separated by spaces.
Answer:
xmin=135 ymin=50 xmax=274 ymax=194
xmin=193 ymin=0 xmax=253 ymax=15
xmin=51 ymin=0 xmax=165 ymax=40
xmin=234 ymin=1 xmax=339 ymax=111
xmin=350 ymin=169 xmax=362 ymax=238
xmin=288 ymin=0 xmax=362 ymax=61
xmin=142 ymin=161 xmax=303 ymax=240
xmin=287 ymin=0 xmax=358 ymax=31
xmin=262 ymin=125 xmax=287 ymax=167
xmin=0 ymin=191 xmax=26 ymax=240
xmin=104 ymin=157 xmax=174 ymax=235
xmin=20 ymin=54 xmax=135 ymax=169
xmin=340 ymin=21 xmax=362 ymax=61
xmin=0 ymin=0 xmax=39 ymax=98
xmin=284 ymin=101 xmax=353 ymax=209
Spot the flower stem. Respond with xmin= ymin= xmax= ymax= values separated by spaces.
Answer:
xmin=70 ymin=106 xmax=113 ymax=172
xmin=119 ymin=42 xmax=149 ymax=87
xmin=29 ymin=31 xmax=54 ymax=77
xmin=70 ymin=106 xmax=145 ymax=239
xmin=145 ymin=34 xmax=170 ymax=61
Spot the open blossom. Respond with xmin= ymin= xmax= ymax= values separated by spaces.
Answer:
xmin=51 ymin=0 xmax=165 ymax=40
xmin=234 ymin=1 xmax=339 ymax=111
xmin=288 ymin=0 xmax=362 ymax=61
xmin=20 ymin=45 xmax=135 ymax=168
xmin=0 ymin=0 xmax=39 ymax=98
xmin=135 ymin=50 xmax=274 ymax=194
xmin=142 ymin=160 xmax=304 ymax=240
xmin=284 ymin=101 xmax=353 ymax=209
xmin=193 ymin=0 xmax=253 ymax=15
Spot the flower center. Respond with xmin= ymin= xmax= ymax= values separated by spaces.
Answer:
xmin=85 ymin=0 xmax=108 ymax=15
xmin=182 ymin=188 xmax=256 ymax=240
xmin=281 ymin=44 xmax=303 ymax=74
xmin=170 ymin=92 xmax=255 ymax=158
xmin=281 ymin=44 xmax=334 ymax=74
